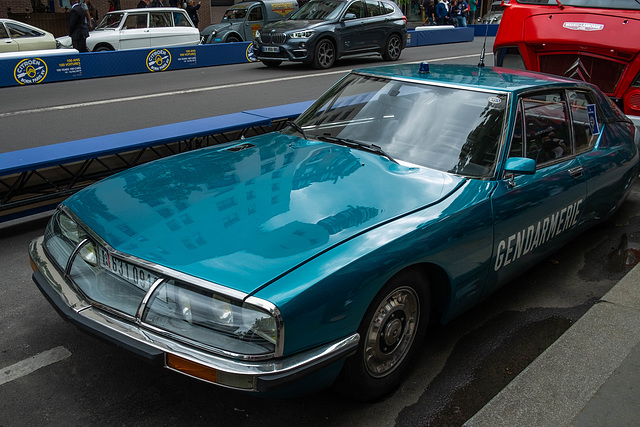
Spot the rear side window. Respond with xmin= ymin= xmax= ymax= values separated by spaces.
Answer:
xmin=7 ymin=22 xmax=44 ymax=38
xmin=381 ymin=1 xmax=395 ymax=14
xmin=365 ymin=0 xmax=383 ymax=16
xmin=510 ymin=91 xmax=572 ymax=166
xmin=568 ymin=90 xmax=601 ymax=154
xmin=150 ymin=12 xmax=172 ymax=27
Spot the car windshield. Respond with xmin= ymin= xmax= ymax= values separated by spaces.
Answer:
xmin=516 ymin=0 xmax=640 ymax=10
xmin=223 ymin=6 xmax=248 ymax=21
xmin=96 ymin=12 xmax=125 ymax=29
xmin=288 ymin=73 xmax=507 ymax=178
xmin=289 ymin=0 xmax=345 ymax=21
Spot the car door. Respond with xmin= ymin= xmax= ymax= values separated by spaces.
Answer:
xmin=148 ymin=11 xmax=176 ymax=47
xmin=244 ymin=4 xmax=264 ymax=41
xmin=120 ymin=12 xmax=151 ymax=49
xmin=362 ymin=0 xmax=388 ymax=48
xmin=0 ymin=22 xmax=18 ymax=52
xmin=488 ymin=89 xmax=587 ymax=293
xmin=338 ymin=0 xmax=368 ymax=53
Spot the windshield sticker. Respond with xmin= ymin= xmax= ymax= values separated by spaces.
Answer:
xmin=488 ymin=97 xmax=502 ymax=105
xmin=494 ymin=199 xmax=583 ymax=271
xmin=587 ymin=104 xmax=600 ymax=135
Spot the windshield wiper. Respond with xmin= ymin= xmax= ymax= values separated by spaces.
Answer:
xmin=318 ymin=135 xmax=397 ymax=164
xmin=286 ymin=120 xmax=307 ymax=139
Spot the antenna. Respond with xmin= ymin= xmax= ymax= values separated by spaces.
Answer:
xmin=478 ymin=15 xmax=495 ymax=67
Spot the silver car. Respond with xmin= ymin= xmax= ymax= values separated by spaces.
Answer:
xmin=56 ymin=8 xmax=200 ymax=52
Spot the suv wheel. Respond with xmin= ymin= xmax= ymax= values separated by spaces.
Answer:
xmin=382 ymin=34 xmax=402 ymax=61
xmin=312 ymin=39 xmax=335 ymax=69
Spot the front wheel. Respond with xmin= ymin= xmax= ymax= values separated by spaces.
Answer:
xmin=382 ymin=34 xmax=402 ymax=61
xmin=335 ymin=268 xmax=430 ymax=401
xmin=312 ymin=39 xmax=336 ymax=69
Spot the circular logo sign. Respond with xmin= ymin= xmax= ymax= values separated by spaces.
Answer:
xmin=146 ymin=49 xmax=171 ymax=72
xmin=14 ymin=58 xmax=48 ymax=85
xmin=246 ymin=42 xmax=257 ymax=63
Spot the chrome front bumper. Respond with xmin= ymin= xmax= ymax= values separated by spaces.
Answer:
xmin=29 ymin=236 xmax=359 ymax=392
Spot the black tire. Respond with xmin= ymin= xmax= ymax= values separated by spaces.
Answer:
xmin=226 ymin=35 xmax=241 ymax=43
xmin=94 ymin=45 xmax=113 ymax=52
xmin=262 ymin=59 xmax=282 ymax=68
xmin=335 ymin=268 xmax=430 ymax=401
xmin=382 ymin=34 xmax=402 ymax=61
xmin=312 ymin=39 xmax=336 ymax=69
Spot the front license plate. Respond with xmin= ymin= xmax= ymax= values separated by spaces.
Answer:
xmin=99 ymin=247 xmax=160 ymax=292
xmin=262 ymin=46 xmax=279 ymax=53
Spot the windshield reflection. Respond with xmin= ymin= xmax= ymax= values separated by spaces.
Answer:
xmin=289 ymin=73 xmax=507 ymax=178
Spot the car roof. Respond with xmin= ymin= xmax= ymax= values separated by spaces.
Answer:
xmin=107 ymin=7 xmax=185 ymax=13
xmin=354 ymin=63 xmax=590 ymax=94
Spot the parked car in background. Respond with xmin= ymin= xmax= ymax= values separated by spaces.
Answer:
xmin=200 ymin=0 xmax=298 ymax=44
xmin=252 ymin=0 xmax=407 ymax=69
xmin=56 ymin=8 xmax=200 ymax=52
xmin=494 ymin=0 xmax=640 ymax=123
xmin=29 ymin=63 xmax=639 ymax=401
xmin=0 ymin=18 xmax=57 ymax=53
xmin=478 ymin=1 xmax=505 ymax=24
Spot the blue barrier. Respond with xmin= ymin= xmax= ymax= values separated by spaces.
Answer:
xmin=406 ymin=27 xmax=474 ymax=47
xmin=0 ymin=100 xmax=313 ymax=221
xmin=1 ymin=28 xmax=476 ymax=88
xmin=469 ymin=24 xmax=499 ymax=37
xmin=1 ymin=42 xmax=255 ymax=88
xmin=0 ymin=100 xmax=313 ymax=176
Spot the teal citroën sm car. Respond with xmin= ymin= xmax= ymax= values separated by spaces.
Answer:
xmin=29 ymin=63 xmax=639 ymax=400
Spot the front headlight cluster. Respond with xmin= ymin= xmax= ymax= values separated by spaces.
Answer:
xmin=290 ymin=30 xmax=314 ymax=39
xmin=45 ymin=209 xmax=97 ymax=270
xmin=143 ymin=280 xmax=279 ymax=355
xmin=43 ymin=207 xmax=281 ymax=357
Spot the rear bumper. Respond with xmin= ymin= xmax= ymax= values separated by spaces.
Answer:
xmin=29 ymin=236 xmax=358 ymax=392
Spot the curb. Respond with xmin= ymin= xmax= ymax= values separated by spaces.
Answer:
xmin=464 ymin=262 xmax=640 ymax=426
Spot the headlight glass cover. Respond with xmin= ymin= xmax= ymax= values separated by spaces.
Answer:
xmin=42 ymin=207 xmax=281 ymax=357
xmin=143 ymin=280 xmax=278 ymax=355
xmin=290 ymin=30 xmax=313 ymax=38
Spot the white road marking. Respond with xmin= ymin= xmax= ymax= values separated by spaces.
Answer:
xmin=0 ymin=53 xmax=484 ymax=119
xmin=0 ymin=346 xmax=71 ymax=386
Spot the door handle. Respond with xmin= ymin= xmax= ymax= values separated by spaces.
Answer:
xmin=569 ymin=166 xmax=584 ymax=178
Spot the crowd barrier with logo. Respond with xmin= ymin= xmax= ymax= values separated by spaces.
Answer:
xmin=0 ymin=26 xmax=480 ymax=88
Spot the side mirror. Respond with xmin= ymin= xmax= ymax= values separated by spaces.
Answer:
xmin=504 ymin=157 xmax=536 ymax=175
xmin=344 ymin=13 xmax=357 ymax=20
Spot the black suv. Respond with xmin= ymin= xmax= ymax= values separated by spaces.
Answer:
xmin=252 ymin=0 xmax=407 ymax=69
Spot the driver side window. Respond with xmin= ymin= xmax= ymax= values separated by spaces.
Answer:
xmin=345 ymin=1 xmax=365 ymax=18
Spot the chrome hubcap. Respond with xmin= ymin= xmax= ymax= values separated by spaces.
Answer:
xmin=364 ymin=286 xmax=419 ymax=378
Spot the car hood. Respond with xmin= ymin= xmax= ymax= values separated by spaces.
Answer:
xmin=65 ymin=133 xmax=465 ymax=295
xmin=263 ymin=19 xmax=330 ymax=32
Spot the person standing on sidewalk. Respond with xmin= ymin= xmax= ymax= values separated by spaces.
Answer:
xmin=68 ymin=0 xmax=89 ymax=52
xmin=186 ymin=0 xmax=201 ymax=29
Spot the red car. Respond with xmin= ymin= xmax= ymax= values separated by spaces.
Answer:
xmin=493 ymin=0 xmax=640 ymax=123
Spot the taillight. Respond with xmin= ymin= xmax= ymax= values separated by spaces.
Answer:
xmin=402 ymin=15 xmax=407 ymax=24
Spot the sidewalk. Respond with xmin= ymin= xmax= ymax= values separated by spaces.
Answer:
xmin=465 ymin=263 xmax=640 ymax=426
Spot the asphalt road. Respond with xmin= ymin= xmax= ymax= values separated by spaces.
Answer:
xmin=0 ymin=37 xmax=493 ymax=152
xmin=3 ymin=37 xmax=640 ymax=426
